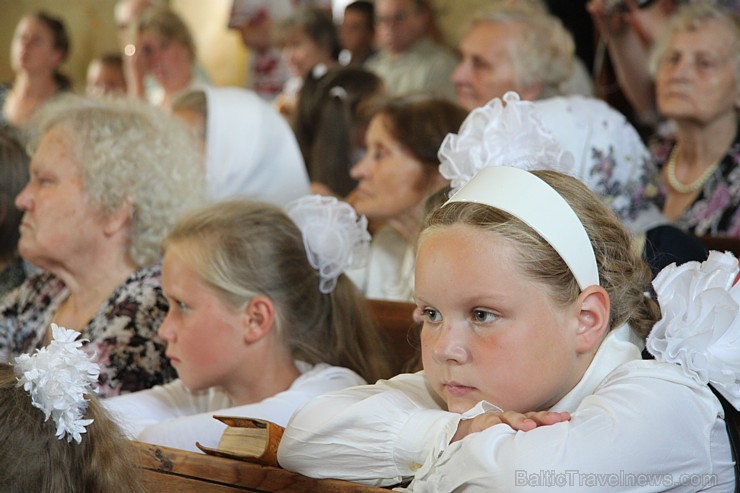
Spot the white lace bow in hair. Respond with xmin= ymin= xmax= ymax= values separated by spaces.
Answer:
xmin=438 ymin=91 xmax=573 ymax=194
xmin=647 ymin=251 xmax=740 ymax=409
xmin=14 ymin=324 xmax=100 ymax=443
xmin=287 ymin=195 xmax=371 ymax=294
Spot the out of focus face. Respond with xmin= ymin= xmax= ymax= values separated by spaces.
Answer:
xmin=655 ymin=19 xmax=740 ymax=125
xmin=11 ymin=16 xmax=63 ymax=74
xmin=235 ymin=15 xmax=273 ymax=52
xmin=86 ymin=61 xmax=127 ymax=97
xmin=282 ymin=27 xmax=332 ymax=77
xmin=416 ymin=224 xmax=581 ymax=414
xmin=138 ymin=29 xmax=193 ymax=91
xmin=15 ymin=126 xmax=109 ymax=272
xmin=158 ymin=244 xmax=247 ymax=394
xmin=375 ymin=0 xmax=426 ymax=54
xmin=452 ymin=21 xmax=524 ymax=112
xmin=350 ymin=114 xmax=436 ymax=220
xmin=340 ymin=8 xmax=374 ymax=56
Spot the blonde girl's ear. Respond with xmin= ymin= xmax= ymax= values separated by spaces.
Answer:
xmin=574 ymin=285 xmax=610 ymax=355
xmin=242 ymin=295 xmax=276 ymax=344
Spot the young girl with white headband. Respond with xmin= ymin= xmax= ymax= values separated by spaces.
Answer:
xmin=277 ymin=106 xmax=739 ymax=490
xmin=104 ymin=197 xmax=391 ymax=452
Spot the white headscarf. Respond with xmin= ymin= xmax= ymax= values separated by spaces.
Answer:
xmin=203 ymin=86 xmax=310 ymax=205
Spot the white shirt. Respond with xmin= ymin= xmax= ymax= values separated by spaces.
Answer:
xmin=104 ymin=362 xmax=364 ymax=453
xmin=366 ymin=37 xmax=458 ymax=100
xmin=278 ymin=326 xmax=735 ymax=491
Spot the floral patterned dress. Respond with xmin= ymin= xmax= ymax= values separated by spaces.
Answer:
xmin=650 ymin=129 xmax=740 ymax=237
xmin=0 ymin=265 xmax=175 ymax=397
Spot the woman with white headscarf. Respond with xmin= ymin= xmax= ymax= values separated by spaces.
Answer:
xmin=172 ymin=86 xmax=310 ymax=205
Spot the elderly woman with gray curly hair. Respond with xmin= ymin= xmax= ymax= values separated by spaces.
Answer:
xmin=0 ymin=95 xmax=204 ymax=397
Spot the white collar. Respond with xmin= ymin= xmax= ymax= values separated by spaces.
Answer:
xmin=549 ymin=324 xmax=643 ymax=413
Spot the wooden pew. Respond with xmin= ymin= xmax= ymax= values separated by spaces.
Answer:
xmin=699 ymin=235 xmax=740 ymax=258
xmin=366 ymin=298 xmax=420 ymax=375
xmin=134 ymin=441 xmax=390 ymax=493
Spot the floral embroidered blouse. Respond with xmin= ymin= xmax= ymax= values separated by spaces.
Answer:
xmin=0 ymin=265 xmax=176 ymax=398
xmin=650 ymin=129 xmax=740 ymax=237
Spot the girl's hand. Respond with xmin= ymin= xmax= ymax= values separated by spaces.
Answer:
xmin=452 ymin=410 xmax=571 ymax=443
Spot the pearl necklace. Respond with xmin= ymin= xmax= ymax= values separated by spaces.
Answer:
xmin=665 ymin=145 xmax=720 ymax=194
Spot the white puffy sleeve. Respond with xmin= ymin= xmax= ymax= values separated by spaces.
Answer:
xmin=277 ymin=372 xmax=462 ymax=487
xmin=406 ymin=363 xmax=733 ymax=492
xmin=103 ymin=379 xmax=225 ymax=439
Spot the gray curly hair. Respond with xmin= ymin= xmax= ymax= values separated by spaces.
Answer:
xmin=27 ymin=95 xmax=204 ymax=267
xmin=470 ymin=4 xmax=576 ymax=99
xmin=648 ymin=1 xmax=740 ymax=91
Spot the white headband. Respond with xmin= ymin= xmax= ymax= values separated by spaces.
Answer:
xmin=445 ymin=166 xmax=600 ymax=290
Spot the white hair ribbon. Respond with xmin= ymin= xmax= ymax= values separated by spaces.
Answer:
xmin=14 ymin=324 xmax=100 ymax=444
xmin=446 ymin=166 xmax=600 ymax=290
xmin=286 ymin=195 xmax=371 ymax=293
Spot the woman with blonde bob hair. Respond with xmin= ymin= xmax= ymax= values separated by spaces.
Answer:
xmin=132 ymin=6 xmax=208 ymax=107
xmin=105 ymin=198 xmax=392 ymax=452
xmin=278 ymin=94 xmax=737 ymax=491
xmin=0 ymin=95 xmax=204 ymax=398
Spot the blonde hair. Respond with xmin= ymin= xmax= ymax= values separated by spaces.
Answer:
xmin=163 ymin=200 xmax=392 ymax=383
xmin=470 ymin=4 xmax=575 ymax=99
xmin=27 ymin=95 xmax=204 ymax=268
xmin=171 ymin=89 xmax=207 ymax=119
xmin=422 ymin=170 xmax=660 ymax=339
xmin=136 ymin=6 xmax=196 ymax=60
xmin=0 ymin=363 xmax=145 ymax=493
xmin=649 ymin=1 xmax=740 ymax=89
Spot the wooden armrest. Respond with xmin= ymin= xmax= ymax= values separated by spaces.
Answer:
xmin=134 ymin=441 xmax=391 ymax=492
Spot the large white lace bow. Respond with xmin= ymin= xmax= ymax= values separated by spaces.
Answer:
xmin=438 ymin=91 xmax=573 ymax=194
xmin=287 ymin=195 xmax=370 ymax=294
xmin=647 ymin=251 xmax=740 ymax=409
xmin=14 ymin=324 xmax=100 ymax=443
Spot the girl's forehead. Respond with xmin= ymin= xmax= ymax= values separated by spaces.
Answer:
xmin=418 ymin=223 xmax=520 ymax=267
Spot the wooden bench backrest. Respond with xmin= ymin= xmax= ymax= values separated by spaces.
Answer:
xmin=134 ymin=441 xmax=389 ymax=493
xmin=366 ymin=298 xmax=420 ymax=375
xmin=699 ymin=236 xmax=740 ymax=258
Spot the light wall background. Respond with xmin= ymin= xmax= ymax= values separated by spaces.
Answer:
xmin=0 ymin=0 xmax=490 ymax=92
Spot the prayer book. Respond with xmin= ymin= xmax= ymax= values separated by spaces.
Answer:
xmin=196 ymin=416 xmax=285 ymax=467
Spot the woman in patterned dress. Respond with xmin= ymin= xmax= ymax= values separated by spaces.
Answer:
xmin=648 ymin=2 xmax=740 ymax=237
xmin=0 ymin=95 xmax=204 ymax=397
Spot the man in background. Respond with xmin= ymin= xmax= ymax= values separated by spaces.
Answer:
xmin=338 ymin=1 xmax=376 ymax=66
xmin=366 ymin=0 xmax=458 ymax=99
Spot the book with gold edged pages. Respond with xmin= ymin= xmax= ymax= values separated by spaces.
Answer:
xmin=196 ymin=416 xmax=285 ymax=467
